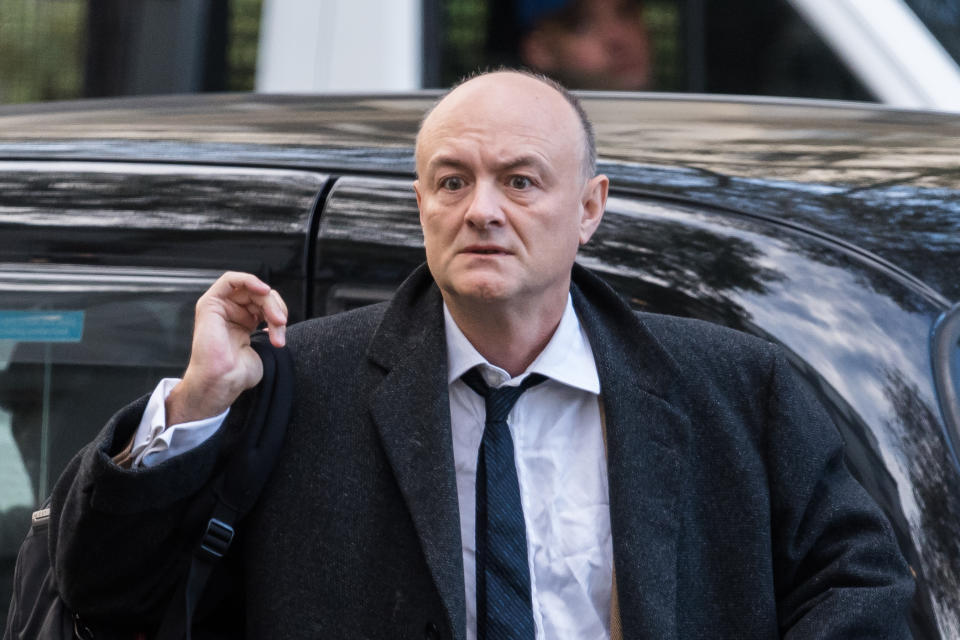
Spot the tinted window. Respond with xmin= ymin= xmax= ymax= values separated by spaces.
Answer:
xmin=0 ymin=265 xmax=217 ymax=628
xmin=314 ymin=176 xmax=426 ymax=314
xmin=439 ymin=0 xmax=870 ymax=100
xmin=903 ymin=0 xmax=960 ymax=67
xmin=0 ymin=161 xmax=326 ymax=321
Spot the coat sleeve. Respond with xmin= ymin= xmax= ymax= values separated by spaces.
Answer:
xmin=764 ymin=351 xmax=915 ymax=639
xmin=48 ymin=394 xmax=238 ymax=630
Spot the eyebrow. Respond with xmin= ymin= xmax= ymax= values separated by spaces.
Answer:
xmin=425 ymin=156 xmax=469 ymax=175
xmin=425 ymin=154 xmax=550 ymax=176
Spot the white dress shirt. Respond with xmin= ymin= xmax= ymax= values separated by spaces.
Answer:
xmin=133 ymin=294 xmax=612 ymax=639
xmin=444 ymin=296 xmax=610 ymax=640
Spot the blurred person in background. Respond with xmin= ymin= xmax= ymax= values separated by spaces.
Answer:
xmin=488 ymin=0 xmax=654 ymax=90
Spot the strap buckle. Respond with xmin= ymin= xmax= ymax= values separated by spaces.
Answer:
xmin=199 ymin=518 xmax=235 ymax=560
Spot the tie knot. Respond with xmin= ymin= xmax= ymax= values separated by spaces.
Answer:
xmin=461 ymin=368 xmax=547 ymax=423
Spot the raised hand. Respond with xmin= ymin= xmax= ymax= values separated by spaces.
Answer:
xmin=165 ymin=272 xmax=288 ymax=427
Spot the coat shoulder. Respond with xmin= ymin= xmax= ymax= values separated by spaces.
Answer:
xmin=286 ymin=302 xmax=389 ymax=357
xmin=628 ymin=312 xmax=788 ymax=407
xmin=635 ymin=311 xmax=780 ymax=373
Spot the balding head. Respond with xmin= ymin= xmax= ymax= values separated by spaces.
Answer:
xmin=416 ymin=70 xmax=597 ymax=181
xmin=412 ymin=69 xmax=609 ymax=337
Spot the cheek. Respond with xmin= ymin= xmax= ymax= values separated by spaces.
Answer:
xmin=533 ymin=210 xmax=585 ymax=257
xmin=547 ymin=35 xmax=599 ymax=69
xmin=562 ymin=38 xmax=609 ymax=69
xmin=420 ymin=209 xmax=457 ymax=256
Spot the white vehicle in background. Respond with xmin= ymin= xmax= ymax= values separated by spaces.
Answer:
xmin=786 ymin=0 xmax=960 ymax=111
xmin=255 ymin=0 xmax=960 ymax=112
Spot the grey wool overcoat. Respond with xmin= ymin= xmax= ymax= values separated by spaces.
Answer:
xmin=50 ymin=264 xmax=913 ymax=639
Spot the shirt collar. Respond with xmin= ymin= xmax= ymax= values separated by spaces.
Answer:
xmin=444 ymin=294 xmax=601 ymax=394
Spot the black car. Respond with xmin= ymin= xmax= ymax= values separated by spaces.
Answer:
xmin=0 ymin=93 xmax=958 ymax=637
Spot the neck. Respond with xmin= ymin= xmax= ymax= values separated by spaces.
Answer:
xmin=444 ymin=291 xmax=568 ymax=378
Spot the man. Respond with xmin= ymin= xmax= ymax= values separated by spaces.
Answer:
xmin=50 ymin=71 xmax=912 ymax=638
xmin=489 ymin=0 xmax=653 ymax=91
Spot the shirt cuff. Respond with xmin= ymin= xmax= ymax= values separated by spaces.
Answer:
xmin=129 ymin=378 xmax=229 ymax=468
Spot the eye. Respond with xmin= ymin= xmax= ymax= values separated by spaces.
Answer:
xmin=439 ymin=176 xmax=465 ymax=191
xmin=508 ymin=175 xmax=533 ymax=190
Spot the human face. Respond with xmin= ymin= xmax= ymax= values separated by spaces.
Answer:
xmin=521 ymin=0 xmax=652 ymax=91
xmin=414 ymin=73 xmax=607 ymax=313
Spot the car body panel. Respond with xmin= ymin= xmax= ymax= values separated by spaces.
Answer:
xmin=0 ymin=160 xmax=328 ymax=320
xmin=1 ymin=92 xmax=957 ymax=301
xmin=0 ymin=93 xmax=958 ymax=637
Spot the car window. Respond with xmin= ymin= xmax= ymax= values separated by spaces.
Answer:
xmin=440 ymin=0 xmax=870 ymax=101
xmin=314 ymin=176 xmax=427 ymax=314
xmin=0 ymin=264 xmax=218 ymax=628
xmin=0 ymin=161 xmax=326 ymax=321
xmin=902 ymin=0 xmax=960 ymax=67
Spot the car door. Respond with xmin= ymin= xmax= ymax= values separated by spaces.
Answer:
xmin=315 ymin=174 xmax=959 ymax=638
xmin=0 ymin=160 xmax=329 ymax=626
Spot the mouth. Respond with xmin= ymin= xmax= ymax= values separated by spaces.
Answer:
xmin=461 ymin=245 xmax=511 ymax=256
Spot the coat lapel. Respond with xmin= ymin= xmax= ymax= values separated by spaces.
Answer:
xmin=362 ymin=263 xmax=689 ymax=640
xmin=572 ymin=265 xmax=690 ymax=640
xmin=366 ymin=265 xmax=466 ymax=640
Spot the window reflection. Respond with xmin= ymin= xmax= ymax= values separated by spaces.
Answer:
xmin=0 ymin=267 xmax=213 ymax=631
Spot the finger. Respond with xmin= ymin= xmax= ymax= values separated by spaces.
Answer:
xmin=265 ymin=324 xmax=286 ymax=348
xmin=209 ymin=271 xmax=272 ymax=301
xmin=226 ymin=284 xmax=286 ymax=325
xmin=205 ymin=274 xmax=285 ymax=321
xmin=215 ymin=297 xmax=262 ymax=331
xmin=262 ymin=290 xmax=287 ymax=347
xmin=271 ymin=289 xmax=288 ymax=320
xmin=234 ymin=290 xmax=287 ymax=347
xmin=244 ymin=302 xmax=265 ymax=324
xmin=238 ymin=288 xmax=287 ymax=327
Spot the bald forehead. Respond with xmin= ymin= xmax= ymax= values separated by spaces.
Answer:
xmin=416 ymin=72 xmax=591 ymax=176
xmin=429 ymin=72 xmax=574 ymax=118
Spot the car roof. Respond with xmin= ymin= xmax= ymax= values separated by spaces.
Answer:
xmin=1 ymin=92 xmax=958 ymax=303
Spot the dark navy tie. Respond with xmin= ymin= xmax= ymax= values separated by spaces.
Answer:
xmin=461 ymin=367 xmax=547 ymax=640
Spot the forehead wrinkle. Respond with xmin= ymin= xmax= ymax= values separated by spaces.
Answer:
xmin=416 ymin=71 xmax=593 ymax=178
xmin=423 ymin=155 xmax=469 ymax=179
xmin=424 ymin=126 xmax=565 ymax=175
xmin=417 ymin=78 xmax=583 ymax=177
xmin=495 ymin=154 xmax=550 ymax=173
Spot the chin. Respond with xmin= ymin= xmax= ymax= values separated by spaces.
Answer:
xmin=451 ymin=275 xmax=514 ymax=305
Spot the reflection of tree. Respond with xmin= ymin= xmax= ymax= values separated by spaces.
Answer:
xmin=777 ymin=237 xmax=940 ymax=315
xmin=0 ymin=170 xmax=319 ymax=223
xmin=604 ymin=165 xmax=960 ymax=305
xmin=884 ymin=368 xmax=960 ymax=637
xmin=581 ymin=212 xmax=785 ymax=327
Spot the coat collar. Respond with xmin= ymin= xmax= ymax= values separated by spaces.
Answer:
xmin=366 ymin=263 xmax=690 ymax=640
xmin=366 ymin=264 xmax=467 ymax=640
xmin=572 ymin=263 xmax=690 ymax=640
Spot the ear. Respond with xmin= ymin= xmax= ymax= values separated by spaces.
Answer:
xmin=413 ymin=179 xmax=424 ymax=225
xmin=578 ymin=174 xmax=608 ymax=245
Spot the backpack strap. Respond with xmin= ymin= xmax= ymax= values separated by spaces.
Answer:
xmin=155 ymin=332 xmax=294 ymax=640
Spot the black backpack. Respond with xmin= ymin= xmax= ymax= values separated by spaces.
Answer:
xmin=3 ymin=333 xmax=294 ymax=640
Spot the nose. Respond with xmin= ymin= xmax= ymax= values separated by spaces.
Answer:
xmin=463 ymin=180 xmax=505 ymax=230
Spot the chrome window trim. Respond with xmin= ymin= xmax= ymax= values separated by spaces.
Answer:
xmin=932 ymin=301 xmax=960 ymax=469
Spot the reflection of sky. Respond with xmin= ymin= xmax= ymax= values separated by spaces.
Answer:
xmin=605 ymin=200 xmax=960 ymax=632
xmin=742 ymin=243 xmax=936 ymax=432
xmin=606 ymin=199 xmax=938 ymax=528
xmin=739 ymin=248 xmax=935 ymax=532
xmin=0 ymin=409 xmax=32 ymax=510
xmin=0 ymin=341 xmax=13 ymax=370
